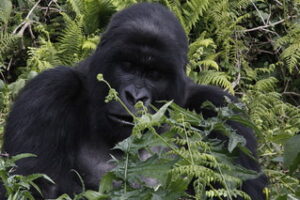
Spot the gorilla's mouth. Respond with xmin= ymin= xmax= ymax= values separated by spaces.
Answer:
xmin=107 ymin=114 xmax=134 ymax=126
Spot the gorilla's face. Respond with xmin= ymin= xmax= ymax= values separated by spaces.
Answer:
xmin=103 ymin=36 xmax=186 ymax=130
xmin=88 ymin=3 xmax=188 ymax=143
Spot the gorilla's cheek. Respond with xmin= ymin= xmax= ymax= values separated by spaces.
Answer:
xmin=151 ymin=81 xmax=173 ymax=100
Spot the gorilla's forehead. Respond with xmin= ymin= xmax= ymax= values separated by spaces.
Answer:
xmin=126 ymin=19 xmax=177 ymax=42
xmin=112 ymin=44 xmax=179 ymax=72
xmin=109 ymin=26 xmax=181 ymax=61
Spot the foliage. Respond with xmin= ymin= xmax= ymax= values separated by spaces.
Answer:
xmin=0 ymin=0 xmax=300 ymax=199
xmin=0 ymin=153 xmax=53 ymax=200
xmin=2 ymin=80 xmax=258 ymax=199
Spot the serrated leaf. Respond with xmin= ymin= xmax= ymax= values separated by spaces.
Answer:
xmin=228 ymin=133 xmax=246 ymax=153
xmin=152 ymin=101 xmax=173 ymax=122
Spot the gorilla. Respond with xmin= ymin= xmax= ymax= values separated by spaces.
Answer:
xmin=1 ymin=3 xmax=267 ymax=199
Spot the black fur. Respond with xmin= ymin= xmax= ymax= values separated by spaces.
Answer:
xmin=1 ymin=3 xmax=267 ymax=199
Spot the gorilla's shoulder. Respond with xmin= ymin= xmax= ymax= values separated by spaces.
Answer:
xmin=18 ymin=66 xmax=85 ymax=102
xmin=4 ymin=66 xmax=86 ymax=157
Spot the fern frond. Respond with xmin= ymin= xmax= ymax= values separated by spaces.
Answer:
xmin=172 ymin=137 xmax=209 ymax=149
xmin=182 ymin=0 xmax=209 ymax=33
xmin=209 ymin=1 xmax=229 ymax=24
xmin=231 ymin=0 xmax=251 ymax=10
xmin=82 ymin=35 xmax=100 ymax=50
xmin=83 ymin=0 xmax=115 ymax=34
xmin=206 ymin=188 xmax=251 ymax=200
xmin=57 ymin=13 xmax=84 ymax=65
xmin=196 ymin=71 xmax=234 ymax=94
xmin=0 ymin=0 xmax=12 ymax=25
xmin=0 ymin=31 xmax=19 ymax=61
xmin=254 ymin=77 xmax=278 ymax=92
xmin=265 ymin=169 xmax=300 ymax=198
xmin=27 ymin=38 xmax=60 ymax=71
xmin=198 ymin=60 xmax=219 ymax=70
xmin=189 ymin=37 xmax=216 ymax=57
xmin=111 ymin=0 xmax=137 ymax=10
xmin=280 ymin=43 xmax=300 ymax=73
xmin=67 ymin=0 xmax=84 ymax=18
xmin=275 ymin=24 xmax=300 ymax=74
xmin=172 ymin=165 xmax=223 ymax=181
xmin=244 ymin=91 xmax=300 ymax=136
xmin=255 ymin=64 xmax=276 ymax=74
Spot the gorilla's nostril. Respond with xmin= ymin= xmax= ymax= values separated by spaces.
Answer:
xmin=139 ymin=96 xmax=150 ymax=106
xmin=125 ymin=90 xmax=135 ymax=105
xmin=126 ymin=91 xmax=149 ymax=105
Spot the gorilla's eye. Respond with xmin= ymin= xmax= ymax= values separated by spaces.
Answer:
xmin=121 ymin=62 xmax=134 ymax=72
xmin=147 ymin=70 xmax=162 ymax=80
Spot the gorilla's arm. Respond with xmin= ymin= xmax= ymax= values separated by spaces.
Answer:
xmin=184 ymin=82 xmax=267 ymax=200
xmin=3 ymin=66 xmax=85 ymax=197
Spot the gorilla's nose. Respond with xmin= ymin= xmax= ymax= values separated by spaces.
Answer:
xmin=124 ymin=85 xmax=151 ymax=107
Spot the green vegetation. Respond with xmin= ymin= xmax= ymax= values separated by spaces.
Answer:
xmin=0 ymin=0 xmax=300 ymax=199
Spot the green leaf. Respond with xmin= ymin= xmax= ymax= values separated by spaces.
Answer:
xmin=82 ymin=190 xmax=109 ymax=200
xmin=0 ymin=0 xmax=12 ymax=25
xmin=228 ymin=133 xmax=246 ymax=153
xmin=11 ymin=153 xmax=36 ymax=162
xmin=126 ymin=155 xmax=177 ymax=187
xmin=26 ymin=173 xmax=54 ymax=184
xmin=8 ymin=79 xmax=26 ymax=97
xmin=283 ymin=135 xmax=300 ymax=173
xmin=152 ymin=100 xmax=173 ymax=122
xmin=99 ymin=172 xmax=115 ymax=194
xmin=0 ymin=79 xmax=5 ymax=89
xmin=55 ymin=194 xmax=73 ymax=200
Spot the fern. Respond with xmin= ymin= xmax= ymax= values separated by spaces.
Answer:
xmin=163 ymin=0 xmax=209 ymax=34
xmin=206 ymin=189 xmax=251 ymax=200
xmin=182 ymin=0 xmax=209 ymax=33
xmin=56 ymin=13 xmax=85 ymax=65
xmin=265 ymin=169 xmax=300 ymax=199
xmin=26 ymin=0 xmax=103 ymax=68
xmin=27 ymin=38 xmax=60 ymax=71
xmin=281 ymin=43 xmax=300 ymax=74
xmin=254 ymin=64 xmax=276 ymax=74
xmin=67 ymin=0 xmax=84 ymax=19
xmin=167 ymin=102 xmax=255 ymax=200
xmin=275 ymin=24 xmax=300 ymax=74
xmin=254 ymin=77 xmax=278 ymax=92
xmin=112 ymin=0 xmax=138 ymax=10
xmin=243 ymin=91 xmax=300 ymax=137
xmin=192 ymin=70 xmax=234 ymax=94
xmin=83 ymin=0 xmax=115 ymax=34
xmin=0 ymin=32 xmax=19 ymax=63
xmin=189 ymin=37 xmax=216 ymax=56
xmin=0 ymin=0 xmax=12 ymax=26
xmin=162 ymin=0 xmax=187 ymax=32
